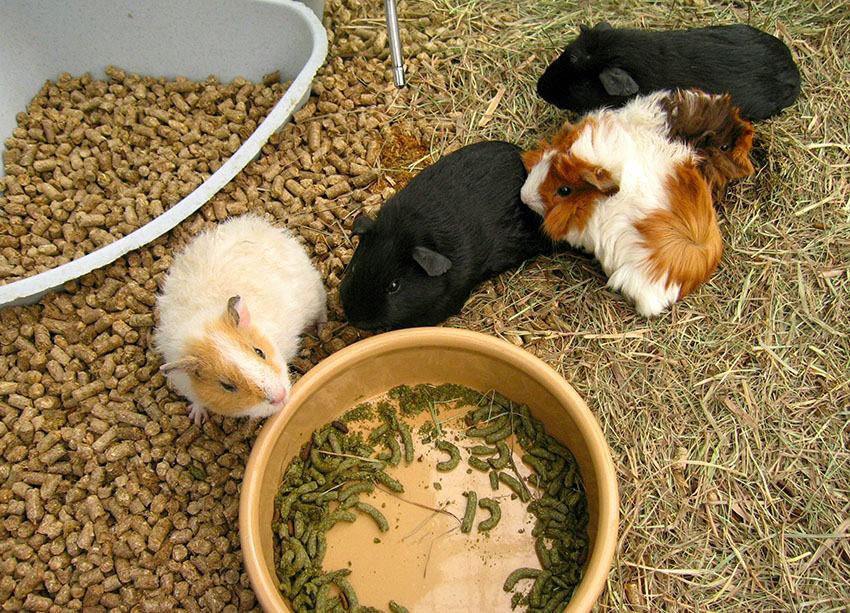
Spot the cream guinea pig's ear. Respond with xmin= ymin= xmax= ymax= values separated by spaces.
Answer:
xmin=160 ymin=355 xmax=200 ymax=376
xmin=226 ymin=295 xmax=251 ymax=328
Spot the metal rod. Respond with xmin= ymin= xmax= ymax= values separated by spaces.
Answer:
xmin=384 ymin=0 xmax=406 ymax=87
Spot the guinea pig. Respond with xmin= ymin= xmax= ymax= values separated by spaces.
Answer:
xmin=520 ymin=107 xmax=722 ymax=316
xmin=658 ymin=88 xmax=755 ymax=197
xmin=338 ymin=140 xmax=552 ymax=330
xmin=153 ymin=213 xmax=327 ymax=424
xmin=536 ymin=22 xmax=801 ymax=121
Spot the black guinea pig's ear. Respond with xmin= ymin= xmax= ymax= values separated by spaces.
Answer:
xmin=412 ymin=246 xmax=452 ymax=277
xmin=593 ymin=21 xmax=613 ymax=31
xmin=579 ymin=24 xmax=591 ymax=34
xmin=599 ymin=66 xmax=639 ymax=97
xmin=352 ymin=215 xmax=376 ymax=236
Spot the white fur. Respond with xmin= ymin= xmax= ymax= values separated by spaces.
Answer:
xmin=154 ymin=214 xmax=327 ymax=419
xmin=522 ymin=94 xmax=698 ymax=316
xmin=520 ymin=150 xmax=554 ymax=215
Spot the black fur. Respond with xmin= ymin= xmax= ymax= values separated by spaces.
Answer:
xmin=537 ymin=22 xmax=801 ymax=120
xmin=339 ymin=141 xmax=552 ymax=330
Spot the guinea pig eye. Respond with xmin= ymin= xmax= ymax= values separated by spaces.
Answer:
xmin=720 ymin=144 xmax=730 ymax=152
xmin=253 ymin=347 xmax=266 ymax=359
xmin=557 ymin=186 xmax=573 ymax=197
xmin=220 ymin=381 xmax=237 ymax=393
xmin=386 ymin=279 xmax=400 ymax=294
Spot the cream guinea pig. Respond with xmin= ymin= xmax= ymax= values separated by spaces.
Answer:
xmin=153 ymin=214 xmax=327 ymax=424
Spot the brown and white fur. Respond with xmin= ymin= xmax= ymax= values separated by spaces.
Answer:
xmin=659 ymin=89 xmax=755 ymax=197
xmin=521 ymin=97 xmax=722 ymax=316
xmin=154 ymin=214 xmax=327 ymax=424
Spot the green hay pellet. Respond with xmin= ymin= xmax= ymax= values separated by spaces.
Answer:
xmin=529 ymin=570 xmax=553 ymax=607
xmin=529 ymin=446 xmax=557 ymax=462
xmin=503 ymin=567 xmax=541 ymax=591
xmin=535 ymin=537 xmax=552 ymax=569
xmin=468 ymin=445 xmax=497 ymax=455
xmin=312 ymin=428 xmax=329 ymax=448
xmin=489 ymin=471 xmax=500 ymax=490
xmin=339 ymin=495 xmax=359 ymax=510
xmin=315 ymin=583 xmax=330 ymax=610
xmin=340 ymin=482 xmax=375 ymax=501
xmin=497 ymin=472 xmax=530 ymax=502
xmin=542 ymin=588 xmax=573 ymax=613
xmin=522 ymin=453 xmax=548 ymax=477
xmin=326 ymin=457 xmax=361 ymax=481
xmin=460 ymin=490 xmax=478 ymax=533
xmin=318 ymin=509 xmax=357 ymax=531
xmin=477 ymin=497 xmax=501 ymax=531
xmin=278 ymin=482 xmax=318 ymax=519
xmin=291 ymin=566 xmax=317 ymax=594
xmin=293 ymin=512 xmax=306 ymax=539
xmin=389 ymin=601 xmax=410 ymax=613
xmin=307 ymin=467 xmax=327 ymax=485
xmin=326 ymin=430 xmax=343 ymax=454
xmin=398 ymin=422 xmax=414 ymax=464
xmin=368 ymin=423 xmax=390 ymax=442
xmin=488 ymin=441 xmax=511 ymax=469
xmin=468 ymin=456 xmax=490 ymax=471
xmin=310 ymin=448 xmax=339 ymax=473
xmin=316 ymin=531 xmax=327 ymax=565
xmin=289 ymin=538 xmax=310 ymax=571
xmin=374 ymin=470 xmax=404 ymax=493
xmin=356 ymin=502 xmax=390 ymax=532
xmin=435 ymin=440 xmax=461 ymax=471
xmin=306 ymin=529 xmax=318 ymax=558
xmin=332 ymin=575 xmax=359 ymax=612
xmin=466 ymin=414 xmax=508 ymax=438
xmin=278 ymin=549 xmax=295 ymax=573
xmin=384 ymin=433 xmax=402 ymax=466
xmin=484 ymin=422 xmax=513 ymax=444
xmin=292 ymin=593 xmax=311 ymax=610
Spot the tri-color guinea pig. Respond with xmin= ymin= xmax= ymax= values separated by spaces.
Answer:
xmin=520 ymin=98 xmax=723 ymax=316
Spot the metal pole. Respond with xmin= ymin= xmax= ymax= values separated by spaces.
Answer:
xmin=384 ymin=0 xmax=406 ymax=87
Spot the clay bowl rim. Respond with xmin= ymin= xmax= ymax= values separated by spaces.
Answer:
xmin=239 ymin=326 xmax=619 ymax=613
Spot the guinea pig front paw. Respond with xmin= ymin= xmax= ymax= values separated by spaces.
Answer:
xmin=188 ymin=404 xmax=209 ymax=426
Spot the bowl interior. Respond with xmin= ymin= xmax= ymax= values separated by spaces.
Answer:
xmin=241 ymin=328 xmax=618 ymax=612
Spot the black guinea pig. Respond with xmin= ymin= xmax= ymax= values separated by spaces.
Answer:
xmin=537 ymin=22 xmax=801 ymax=121
xmin=339 ymin=140 xmax=552 ymax=330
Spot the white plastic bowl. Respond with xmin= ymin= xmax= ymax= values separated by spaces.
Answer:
xmin=0 ymin=0 xmax=327 ymax=307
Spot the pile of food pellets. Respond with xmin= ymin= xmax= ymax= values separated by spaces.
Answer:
xmin=0 ymin=1 xmax=553 ymax=611
xmin=0 ymin=66 xmax=288 ymax=283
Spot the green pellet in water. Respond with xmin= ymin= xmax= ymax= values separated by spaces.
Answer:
xmin=389 ymin=601 xmax=410 ymax=613
xmin=356 ymin=502 xmax=389 ymax=532
xmin=435 ymin=439 xmax=461 ymax=471
xmin=460 ymin=490 xmax=478 ymax=534
xmin=477 ymin=497 xmax=501 ymax=532
xmin=503 ymin=567 xmax=541 ymax=591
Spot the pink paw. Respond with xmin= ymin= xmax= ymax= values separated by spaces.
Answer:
xmin=188 ymin=404 xmax=208 ymax=426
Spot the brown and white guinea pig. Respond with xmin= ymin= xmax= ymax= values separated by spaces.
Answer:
xmin=521 ymin=106 xmax=722 ymax=316
xmin=153 ymin=214 xmax=327 ymax=424
xmin=658 ymin=89 xmax=755 ymax=197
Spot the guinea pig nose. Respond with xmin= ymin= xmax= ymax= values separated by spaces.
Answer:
xmin=270 ymin=390 xmax=288 ymax=407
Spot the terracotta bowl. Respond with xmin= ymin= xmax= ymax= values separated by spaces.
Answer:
xmin=240 ymin=327 xmax=619 ymax=612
